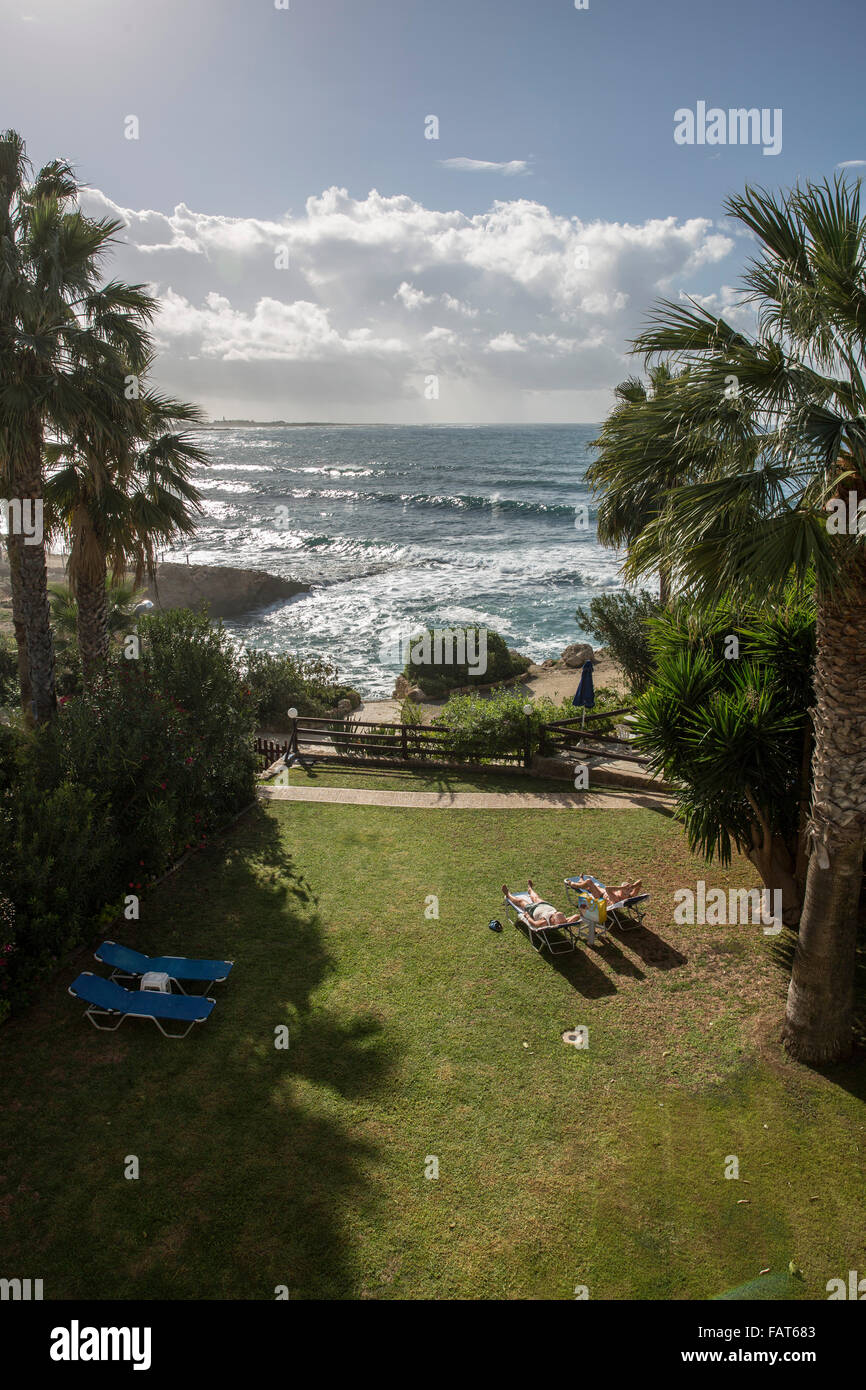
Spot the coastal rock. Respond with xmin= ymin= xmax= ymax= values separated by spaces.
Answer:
xmin=0 ymin=554 xmax=310 ymax=636
xmin=407 ymin=686 xmax=426 ymax=703
xmin=561 ymin=642 xmax=595 ymax=669
xmin=139 ymin=561 xmax=310 ymax=619
xmin=393 ymin=675 xmax=411 ymax=699
xmin=335 ymin=699 xmax=353 ymax=715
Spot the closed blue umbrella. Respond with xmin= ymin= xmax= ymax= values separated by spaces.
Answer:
xmin=572 ymin=659 xmax=595 ymax=728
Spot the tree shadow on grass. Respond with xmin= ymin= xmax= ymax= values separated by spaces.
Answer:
xmin=0 ymin=803 xmax=399 ymax=1301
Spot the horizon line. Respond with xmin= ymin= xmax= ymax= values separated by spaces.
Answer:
xmin=198 ymin=419 xmax=601 ymax=427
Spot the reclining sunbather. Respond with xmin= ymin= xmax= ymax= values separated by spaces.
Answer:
xmin=504 ymin=878 xmax=610 ymax=951
xmin=568 ymin=874 xmax=643 ymax=904
xmin=563 ymin=872 xmax=650 ymax=929
xmin=502 ymin=880 xmax=584 ymax=930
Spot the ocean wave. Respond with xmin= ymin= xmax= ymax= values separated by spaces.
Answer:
xmin=296 ymin=465 xmax=377 ymax=478
xmin=299 ymin=533 xmax=401 ymax=551
xmin=199 ymin=480 xmax=256 ymax=493
xmin=285 ymin=486 xmax=576 ymax=517
xmin=198 ymin=463 xmax=275 ymax=473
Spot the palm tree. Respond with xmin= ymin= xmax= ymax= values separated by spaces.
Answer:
xmin=49 ymin=577 xmax=148 ymax=657
xmin=45 ymin=372 xmax=206 ymax=680
xmin=0 ymin=128 xmax=153 ymax=721
xmin=625 ymin=176 xmax=866 ymax=1064
xmin=587 ymin=363 xmax=685 ymax=604
xmin=587 ymin=362 xmax=759 ymax=605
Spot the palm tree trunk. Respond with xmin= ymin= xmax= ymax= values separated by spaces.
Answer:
xmin=5 ymin=532 xmax=33 ymax=723
xmin=76 ymin=567 xmax=110 ymax=681
xmin=782 ymin=560 xmax=866 ymax=1064
xmin=794 ymin=722 xmax=813 ymax=899
xmin=13 ymin=427 xmax=55 ymax=723
xmin=743 ymin=790 xmax=802 ymax=926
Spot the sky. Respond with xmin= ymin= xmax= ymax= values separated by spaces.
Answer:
xmin=2 ymin=0 xmax=865 ymax=422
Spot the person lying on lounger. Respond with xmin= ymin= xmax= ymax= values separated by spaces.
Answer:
xmin=568 ymin=874 xmax=643 ymax=904
xmin=502 ymin=880 xmax=585 ymax=929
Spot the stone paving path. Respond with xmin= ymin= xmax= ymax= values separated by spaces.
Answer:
xmin=260 ymin=784 xmax=672 ymax=811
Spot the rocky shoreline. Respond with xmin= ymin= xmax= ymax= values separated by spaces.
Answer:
xmin=135 ymin=561 xmax=309 ymax=619
xmin=345 ymin=641 xmax=626 ymax=726
xmin=391 ymin=641 xmax=597 ymax=704
xmin=0 ymin=554 xmax=311 ymax=631
xmin=1 ymin=557 xmax=619 ymax=710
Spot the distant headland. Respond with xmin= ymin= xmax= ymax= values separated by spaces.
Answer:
xmin=197 ymin=419 xmax=369 ymax=429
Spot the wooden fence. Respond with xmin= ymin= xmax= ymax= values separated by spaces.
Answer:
xmin=254 ymin=704 xmax=646 ymax=773
xmin=538 ymin=706 xmax=649 ymax=765
xmin=254 ymin=715 xmax=528 ymax=770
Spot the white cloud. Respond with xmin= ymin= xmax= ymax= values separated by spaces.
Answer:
xmin=156 ymin=288 xmax=405 ymax=362
xmin=438 ymin=158 xmax=531 ymax=176
xmin=78 ymin=185 xmax=736 ymax=421
xmin=487 ymin=332 xmax=524 ymax=353
xmin=424 ymin=326 xmax=458 ymax=345
xmin=441 ymin=293 xmax=478 ymax=318
xmin=394 ymin=281 xmax=434 ymax=310
xmin=686 ymin=284 xmax=755 ymax=332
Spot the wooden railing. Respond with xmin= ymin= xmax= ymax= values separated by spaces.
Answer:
xmin=254 ymin=714 xmax=527 ymax=770
xmin=538 ymin=707 xmax=649 ymax=766
xmin=255 ymin=706 xmax=646 ymax=772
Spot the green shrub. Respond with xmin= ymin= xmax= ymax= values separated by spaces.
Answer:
xmin=551 ymin=684 xmax=628 ymax=739
xmin=140 ymin=608 xmax=257 ymax=821
xmin=575 ymin=590 xmax=661 ymax=694
xmin=1 ymin=774 xmax=117 ymax=1005
xmin=403 ymin=626 xmax=529 ymax=699
xmin=432 ymin=688 xmax=561 ymax=763
xmin=243 ymin=648 xmax=360 ymax=727
xmin=0 ymin=608 xmax=257 ymax=1014
xmin=399 ymin=697 xmax=423 ymax=726
xmin=633 ymin=599 xmax=815 ymax=922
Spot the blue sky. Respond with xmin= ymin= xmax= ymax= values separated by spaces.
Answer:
xmin=3 ymin=0 xmax=865 ymax=420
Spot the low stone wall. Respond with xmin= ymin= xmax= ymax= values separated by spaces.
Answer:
xmin=532 ymin=752 xmax=672 ymax=793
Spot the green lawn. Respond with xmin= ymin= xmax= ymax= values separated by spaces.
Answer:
xmin=264 ymin=761 xmax=647 ymax=798
xmin=1 ymin=798 xmax=864 ymax=1300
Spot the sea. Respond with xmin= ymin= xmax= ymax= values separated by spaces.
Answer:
xmin=169 ymin=423 xmax=624 ymax=698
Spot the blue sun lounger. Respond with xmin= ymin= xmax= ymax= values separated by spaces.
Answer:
xmin=94 ymin=940 xmax=233 ymax=993
xmin=69 ymin=972 xmax=216 ymax=1038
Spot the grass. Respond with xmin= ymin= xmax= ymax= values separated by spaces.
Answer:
xmin=262 ymin=760 xmax=645 ymax=797
xmin=0 ymin=798 xmax=864 ymax=1300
